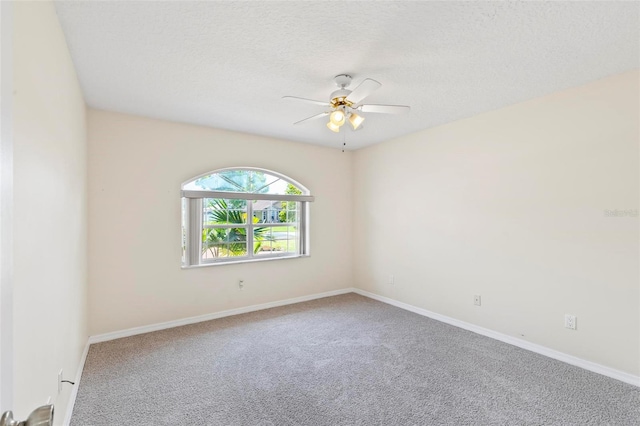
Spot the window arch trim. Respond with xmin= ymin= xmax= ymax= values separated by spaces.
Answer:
xmin=181 ymin=166 xmax=312 ymax=198
xmin=181 ymin=190 xmax=314 ymax=202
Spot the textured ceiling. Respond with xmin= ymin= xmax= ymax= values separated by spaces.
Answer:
xmin=54 ymin=1 xmax=639 ymax=150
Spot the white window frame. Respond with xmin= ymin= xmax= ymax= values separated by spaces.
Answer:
xmin=181 ymin=168 xmax=313 ymax=267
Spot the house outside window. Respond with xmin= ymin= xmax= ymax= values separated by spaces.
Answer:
xmin=181 ymin=168 xmax=313 ymax=267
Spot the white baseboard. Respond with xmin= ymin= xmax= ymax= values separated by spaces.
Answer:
xmin=88 ymin=288 xmax=355 ymax=344
xmin=66 ymin=286 xmax=637 ymax=422
xmin=66 ymin=288 xmax=354 ymax=423
xmin=352 ymin=288 xmax=640 ymax=387
xmin=62 ymin=341 xmax=90 ymax=426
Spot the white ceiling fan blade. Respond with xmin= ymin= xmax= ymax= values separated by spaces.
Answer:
xmin=293 ymin=112 xmax=329 ymax=125
xmin=359 ymin=104 xmax=410 ymax=114
xmin=282 ymin=96 xmax=330 ymax=107
xmin=345 ymin=78 xmax=381 ymax=104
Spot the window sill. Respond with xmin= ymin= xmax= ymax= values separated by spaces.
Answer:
xmin=181 ymin=254 xmax=310 ymax=269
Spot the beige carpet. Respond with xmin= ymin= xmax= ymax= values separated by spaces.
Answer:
xmin=71 ymin=293 xmax=640 ymax=425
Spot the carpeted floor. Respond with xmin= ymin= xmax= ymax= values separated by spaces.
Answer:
xmin=70 ymin=293 xmax=640 ymax=425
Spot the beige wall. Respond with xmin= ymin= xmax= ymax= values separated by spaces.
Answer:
xmin=87 ymin=110 xmax=353 ymax=335
xmin=353 ymin=70 xmax=640 ymax=376
xmin=13 ymin=1 xmax=87 ymax=422
xmin=6 ymin=2 xmax=637 ymax=419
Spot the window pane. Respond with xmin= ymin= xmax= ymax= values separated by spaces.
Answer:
xmin=255 ymin=239 xmax=277 ymax=255
xmin=202 ymin=243 xmax=226 ymax=259
xmin=204 ymin=198 xmax=247 ymax=225
xmin=253 ymin=200 xmax=282 ymax=224
xmin=202 ymin=226 xmax=248 ymax=260
xmin=184 ymin=169 xmax=305 ymax=196
xmin=279 ymin=226 xmax=298 ymax=253
xmin=285 ymin=202 xmax=300 ymax=223
xmin=227 ymin=227 xmax=247 ymax=243
xmin=227 ymin=242 xmax=247 ymax=257
xmin=202 ymin=228 xmax=226 ymax=259
xmin=253 ymin=225 xmax=298 ymax=255
xmin=251 ymin=200 xmax=299 ymax=225
xmin=253 ymin=225 xmax=275 ymax=255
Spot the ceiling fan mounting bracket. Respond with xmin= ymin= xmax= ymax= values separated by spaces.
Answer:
xmin=334 ymin=74 xmax=353 ymax=89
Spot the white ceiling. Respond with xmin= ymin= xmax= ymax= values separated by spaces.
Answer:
xmin=54 ymin=1 xmax=639 ymax=150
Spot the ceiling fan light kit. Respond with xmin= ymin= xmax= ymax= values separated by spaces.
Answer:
xmin=349 ymin=112 xmax=365 ymax=130
xmin=330 ymin=109 xmax=346 ymax=126
xmin=326 ymin=121 xmax=340 ymax=133
xmin=284 ymin=73 xmax=410 ymax=136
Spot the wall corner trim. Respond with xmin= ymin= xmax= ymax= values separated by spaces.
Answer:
xmin=352 ymin=288 xmax=640 ymax=387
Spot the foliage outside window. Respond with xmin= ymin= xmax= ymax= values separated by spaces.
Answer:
xmin=181 ymin=168 xmax=313 ymax=267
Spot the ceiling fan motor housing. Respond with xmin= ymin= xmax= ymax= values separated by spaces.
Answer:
xmin=330 ymin=89 xmax=353 ymax=107
xmin=330 ymin=74 xmax=355 ymax=107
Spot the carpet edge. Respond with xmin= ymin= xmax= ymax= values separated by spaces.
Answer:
xmin=87 ymin=288 xmax=357 ymax=344
xmin=352 ymin=288 xmax=640 ymax=388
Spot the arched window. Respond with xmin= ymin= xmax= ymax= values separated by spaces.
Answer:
xmin=181 ymin=168 xmax=313 ymax=267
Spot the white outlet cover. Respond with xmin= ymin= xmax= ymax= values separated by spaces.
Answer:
xmin=564 ymin=314 xmax=577 ymax=330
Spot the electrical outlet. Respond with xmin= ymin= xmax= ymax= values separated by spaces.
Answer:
xmin=58 ymin=369 xmax=63 ymax=394
xmin=564 ymin=314 xmax=577 ymax=330
xmin=474 ymin=295 xmax=481 ymax=306
xmin=388 ymin=275 xmax=395 ymax=285
xmin=238 ymin=280 xmax=244 ymax=290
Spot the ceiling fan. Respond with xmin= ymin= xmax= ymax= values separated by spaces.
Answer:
xmin=283 ymin=74 xmax=410 ymax=133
